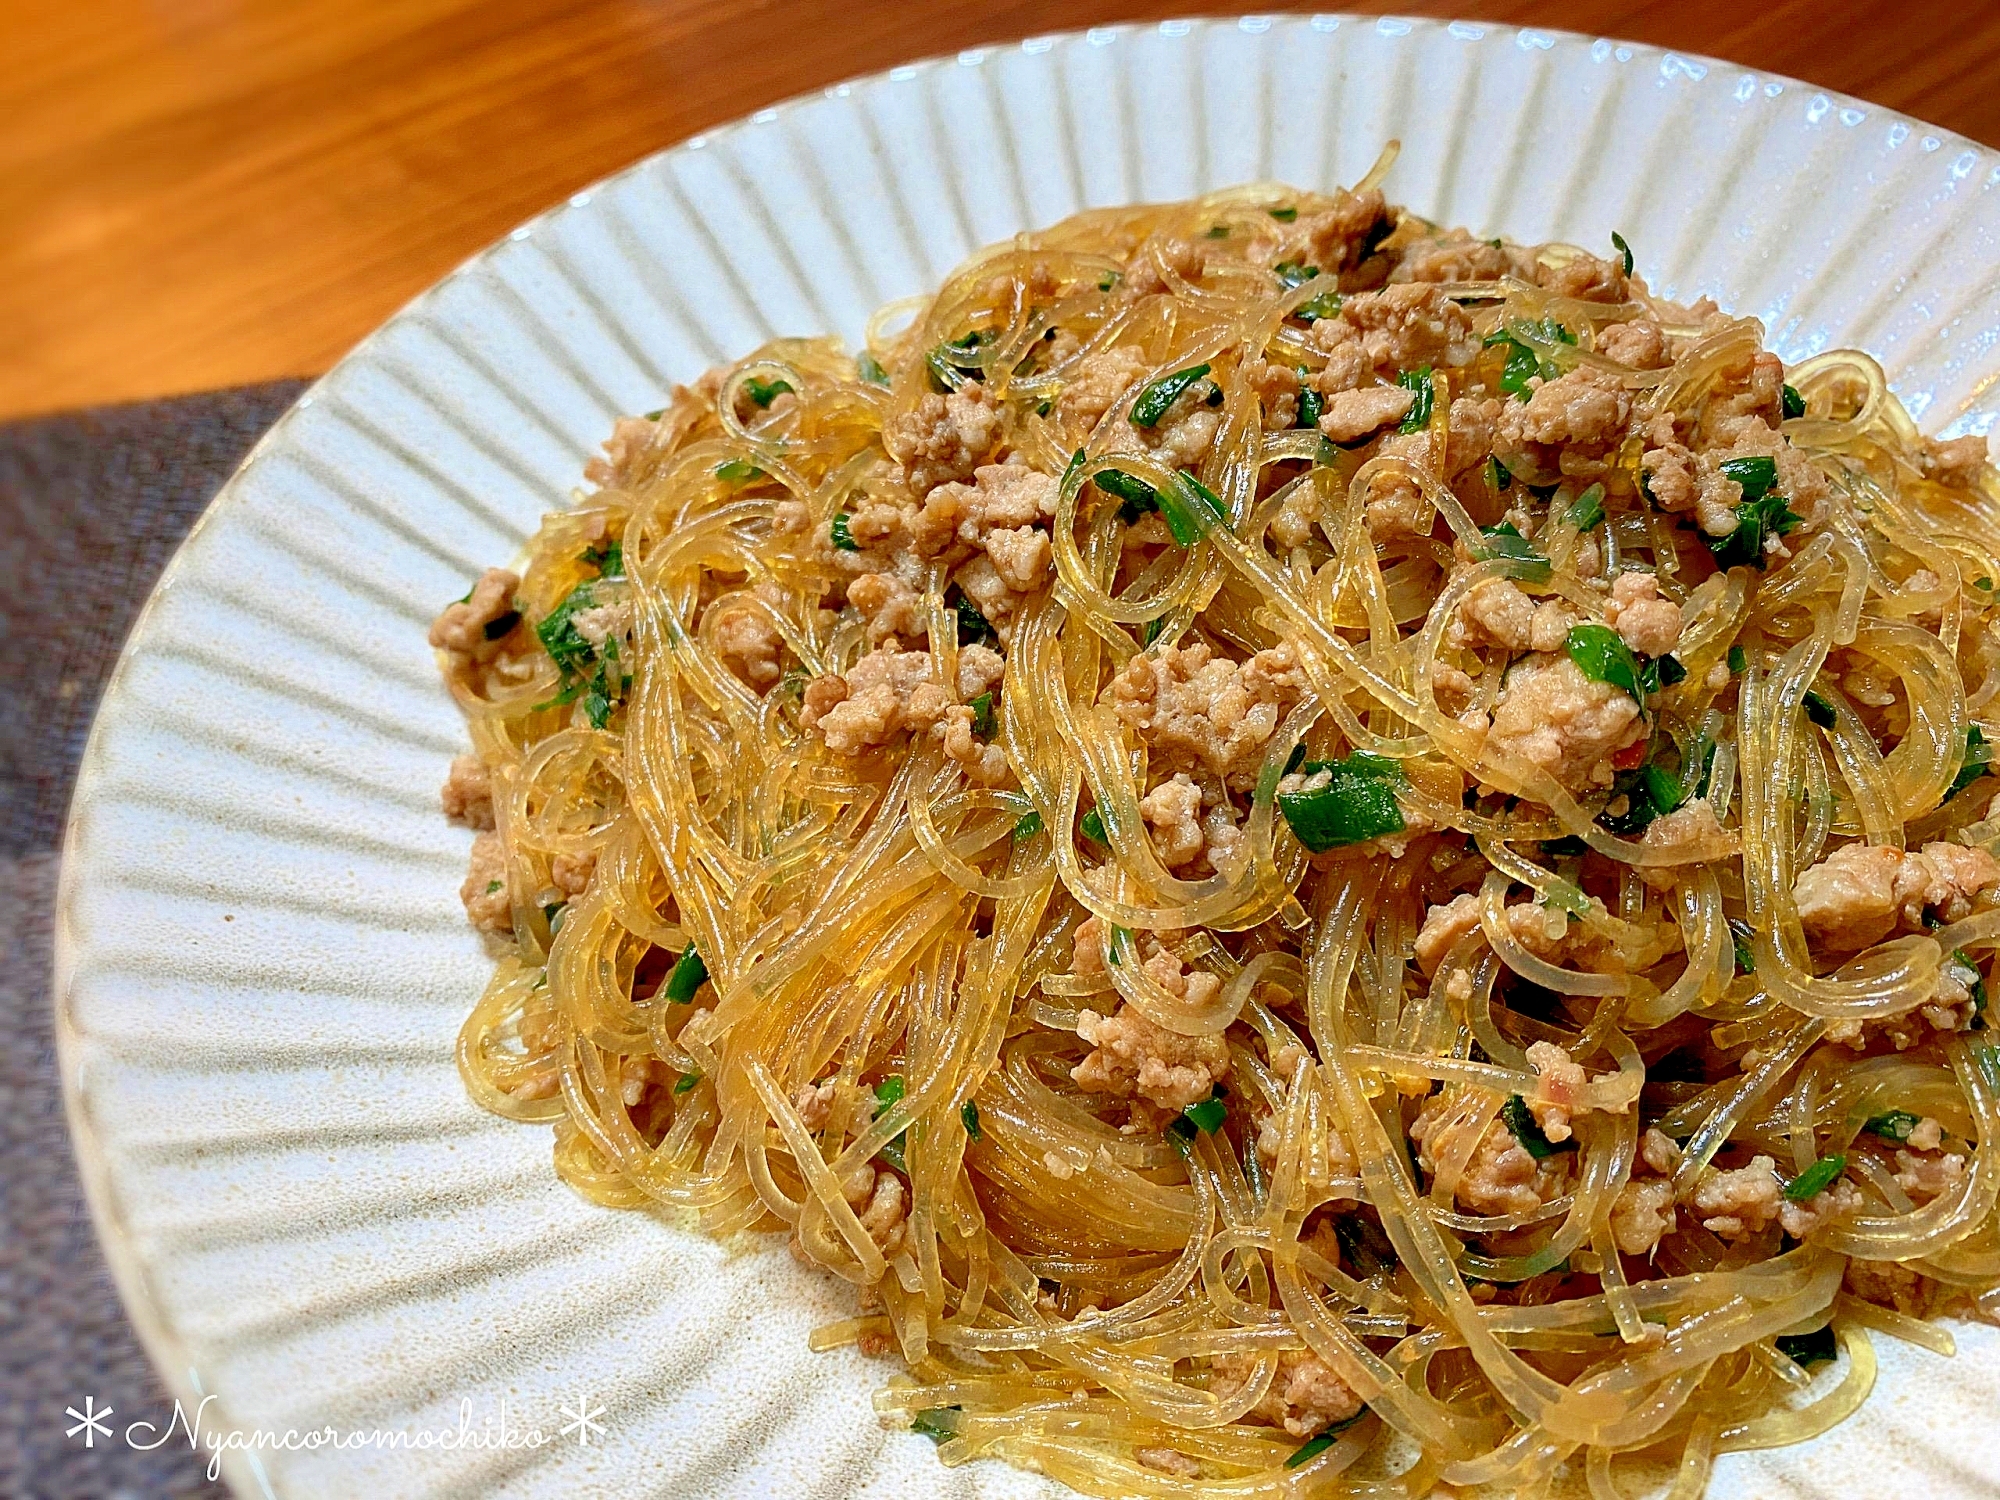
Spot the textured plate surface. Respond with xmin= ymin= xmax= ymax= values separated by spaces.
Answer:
xmin=57 ymin=14 xmax=2000 ymax=1499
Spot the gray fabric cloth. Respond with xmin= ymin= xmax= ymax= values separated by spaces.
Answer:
xmin=0 ymin=381 xmax=308 ymax=1498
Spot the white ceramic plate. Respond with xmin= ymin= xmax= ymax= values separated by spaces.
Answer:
xmin=57 ymin=15 xmax=2000 ymax=1499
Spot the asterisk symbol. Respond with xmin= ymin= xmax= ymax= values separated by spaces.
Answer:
xmin=559 ymin=1390 xmax=606 ymax=1447
xmin=65 ymin=1396 xmax=114 ymax=1448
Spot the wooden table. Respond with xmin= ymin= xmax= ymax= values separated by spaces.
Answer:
xmin=7 ymin=0 xmax=1997 ymax=420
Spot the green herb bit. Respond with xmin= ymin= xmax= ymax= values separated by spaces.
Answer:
xmin=673 ymin=1071 xmax=701 ymax=1096
xmin=1487 ymin=317 xmax=1577 ymax=398
xmin=1278 ymin=752 xmax=1407 ymax=851
xmin=663 ymin=944 xmax=709 ymax=1004
xmin=1655 ymin=654 xmax=1688 ymax=688
xmin=535 ymin=583 xmax=601 ymax=677
xmin=1079 ymin=808 xmax=1107 ymax=845
xmin=1565 ymin=623 xmax=1643 ymax=701
xmin=1274 ymin=259 xmax=1318 ymax=290
xmin=1130 ymin=363 xmax=1213 ymax=428
xmin=1297 ymin=386 xmax=1324 ymax=430
xmin=1158 ymin=472 xmax=1227 ymax=545
xmin=1638 ymin=761 xmax=1687 ymax=819
xmin=1294 ymin=289 xmax=1343 ymax=323
xmin=485 ymin=879 xmax=503 ymax=894
xmin=1098 ymin=270 xmax=1121 ymax=292
xmin=969 ymin=691 xmax=996 ymax=738
xmin=1204 ymin=225 xmax=1229 ymax=239
xmin=715 ymin=459 xmax=764 ymax=484
xmin=1165 ymin=1113 xmax=1197 ymax=1158
xmin=1501 ymin=1094 xmax=1575 ymax=1159
xmin=1012 ymin=810 xmax=1044 ymax=842
xmin=1476 ymin=521 xmax=1551 ymax=582
xmin=1775 ymin=1325 xmax=1838 ymax=1367
xmin=1286 ymin=1434 xmax=1335 ymax=1468
xmin=955 ymin=595 xmax=993 ymax=644
xmin=1728 ymin=645 xmax=1748 ymax=674
xmin=873 ymin=1075 xmax=907 ymax=1111
xmin=1268 ymin=206 xmax=1298 ymax=222
xmin=744 ymin=375 xmax=793 ymax=408
xmin=1864 ymin=1110 xmax=1922 ymax=1143
xmin=483 ymin=608 xmax=521 ymax=641
xmin=910 ymin=1407 xmax=960 ymax=1443
xmin=1979 ymin=578 xmax=1995 ymax=592
xmin=1488 ymin=454 xmax=1513 ymax=492
xmin=1950 ymin=724 xmax=1992 ymax=798
xmin=830 ymin=512 xmax=859 ymax=551
xmin=1729 ymin=917 xmax=1757 ymax=974
xmin=1142 ymin=616 xmax=1165 ymax=646
xmin=543 ymin=902 xmax=566 ymax=934
xmin=1183 ymin=1086 xmax=1228 ymax=1134
xmin=1784 ymin=1154 xmax=1846 ymax=1202
xmin=1707 ymin=488 xmax=1801 ymax=571
xmin=962 ymin=1100 xmax=983 ymax=1140
xmin=1802 ymin=690 xmax=1837 ymax=729
xmin=1095 ymin=467 xmax=1160 ymax=523
xmin=856 ymin=351 xmax=891 ymax=386
xmin=1610 ymin=230 xmax=1634 ymax=277
xmin=1782 ymin=383 xmax=1806 ymax=421
xmin=583 ymin=539 xmax=627 ymax=578
xmin=1397 ymin=366 xmax=1435 ymax=432
xmin=642 ymin=407 xmax=666 ymax=421
xmin=1566 ymin=483 xmax=1606 ymax=532
xmin=1720 ymin=454 xmax=1778 ymax=501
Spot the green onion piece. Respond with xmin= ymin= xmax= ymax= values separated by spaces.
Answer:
xmin=1802 ymin=690 xmax=1837 ymax=729
xmin=1783 ymin=1154 xmax=1846 ymax=1202
xmin=1610 ymin=230 xmax=1634 ymax=276
xmin=1157 ymin=472 xmax=1227 ymax=545
xmin=1863 ymin=1110 xmax=1922 ymax=1143
xmin=1098 ymin=270 xmax=1120 ymax=292
xmin=1655 ymin=654 xmax=1688 ymax=687
xmin=1501 ymin=1094 xmax=1575 ymax=1159
xmin=1142 ymin=616 xmax=1166 ymax=646
xmin=1708 ymin=487 xmax=1802 ymax=571
xmin=1775 ymin=1325 xmax=1838 ymax=1367
xmin=715 ymin=459 xmax=764 ymax=484
xmin=1719 ymin=454 xmax=1778 ymax=501
xmin=1782 ymin=383 xmax=1806 ymax=421
xmin=1130 ymin=363 xmax=1213 ymax=428
xmin=642 ymin=407 xmax=665 ymax=421
xmin=1979 ymin=578 xmax=1995 ymax=592
xmin=1278 ymin=752 xmax=1407 ymax=851
xmin=663 ymin=944 xmax=708 ymax=1004
xmin=1397 ymin=366 xmax=1435 ymax=432
xmin=1565 ymin=483 xmax=1606 ymax=532
xmin=1487 ymin=317 xmax=1577 ymax=398
xmin=830 ymin=513 xmax=859 ymax=551
xmin=1165 ymin=1114 xmax=1197 ymax=1157
xmin=955 ymin=595 xmax=993 ymax=644
xmin=874 ymin=1075 xmax=906 ymax=1111
xmin=1488 ymin=454 xmax=1513 ymax=492
xmin=1294 ymin=289 xmax=1343 ymax=323
xmin=581 ymin=539 xmax=626 ymax=577
xmin=536 ymin=583 xmax=600 ymax=677
xmin=1269 ymin=206 xmax=1298 ymax=222
xmin=1639 ymin=761 xmax=1687 ymax=818
xmin=544 ymin=902 xmax=566 ymax=934
xmin=1204 ymin=225 xmax=1229 ymax=239
xmin=1296 ymin=386 xmax=1324 ymax=430
xmin=1183 ymin=1087 xmax=1228 ymax=1134
xmin=1013 ymin=810 xmax=1043 ymax=842
xmin=1095 ymin=467 xmax=1160 ymax=522
xmin=856 ymin=351 xmax=890 ymax=386
xmin=969 ymin=691 xmax=996 ymax=738
xmin=910 ymin=1407 xmax=960 ymax=1442
xmin=1080 ymin=808 xmax=1107 ymax=844
xmin=1286 ymin=1435 xmax=1335 ymax=1468
xmin=1565 ymin=623 xmax=1643 ymax=701
xmin=483 ymin=608 xmax=521 ymax=641
xmin=1950 ymin=724 xmax=1992 ymax=797
xmin=1476 ymin=521 xmax=1552 ymax=582
xmin=961 ymin=1100 xmax=983 ymax=1140
xmin=673 ymin=1071 xmax=701 ymax=1096
xmin=1728 ymin=645 xmax=1747 ymax=674
xmin=1273 ymin=260 xmax=1318 ymax=290
xmin=744 ymin=375 xmax=793 ymax=408
xmin=485 ymin=879 xmax=502 ymax=894
xmin=1729 ymin=918 xmax=1757 ymax=975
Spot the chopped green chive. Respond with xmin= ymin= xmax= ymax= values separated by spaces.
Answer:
xmin=543 ymin=902 xmax=566 ymax=934
xmin=954 ymin=595 xmax=994 ymax=645
xmin=1728 ymin=645 xmax=1748 ymax=674
xmin=910 ymin=1407 xmax=960 ymax=1442
xmin=1157 ymin=472 xmax=1228 ymax=545
xmin=1610 ymin=230 xmax=1634 ymax=277
xmin=1719 ymin=455 xmax=1779 ymax=500
xmin=1566 ymin=483 xmax=1606 ymax=532
xmin=1655 ymin=654 xmax=1688 ymax=688
xmin=1707 ymin=487 xmax=1801 ymax=571
xmin=969 ymin=691 xmax=996 ymax=738
xmin=715 ymin=459 xmax=764 ymax=484
xmin=830 ymin=512 xmax=859 ymax=551
xmin=1863 ymin=1110 xmax=1922 ymax=1143
xmin=1802 ymin=690 xmax=1837 ymax=729
xmin=673 ymin=1071 xmax=701 ymax=1095
xmin=1501 ymin=1094 xmax=1575 ymax=1159
xmin=1782 ymin=384 xmax=1806 ymax=421
xmin=1565 ymin=623 xmax=1644 ymax=701
xmin=1477 ymin=521 xmax=1551 ymax=582
xmin=874 ymin=1075 xmax=906 ymax=1109
xmin=1183 ymin=1086 xmax=1228 ymax=1134
xmin=1950 ymin=724 xmax=1992 ymax=797
xmin=1783 ymin=1154 xmax=1846 ymax=1202
xmin=744 ymin=375 xmax=793 ymax=408
xmin=1079 ymin=808 xmax=1107 ymax=844
xmin=1098 ymin=270 xmax=1121 ymax=292
xmin=1142 ymin=616 xmax=1165 ymax=646
xmin=485 ymin=880 xmax=502 ymax=894
xmin=581 ymin=539 xmax=626 ymax=577
xmin=857 ymin=351 xmax=891 ymax=386
xmin=1297 ymin=386 xmax=1324 ymax=430
xmin=1130 ymin=364 xmax=1213 ymax=428
xmin=1397 ymin=366 xmax=1434 ymax=432
xmin=1775 ymin=1325 xmax=1838 ymax=1367
xmin=1268 ymin=206 xmax=1298 ymax=222
xmin=1486 ymin=317 xmax=1577 ymax=399
xmin=1293 ymin=289 xmax=1343 ymax=323
xmin=1285 ymin=1412 xmax=1367 ymax=1466
xmin=1013 ymin=810 xmax=1044 ymax=842
xmin=1274 ymin=260 xmax=1318 ymax=290
xmin=1204 ymin=225 xmax=1229 ymax=239
xmin=1730 ymin=918 xmax=1757 ymax=975
xmin=663 ymin=944 xmax=709 ymax=1004
xmin=1095 ymin=467 xmax=1160 ymax=523
xmin=874 ymin=1075 xmax=909 ymax=1173
xmin=1278 ymin=751 xmax=1407 ymax=851
xmin=536 ymin=583 xmax=601 ymax=678
xmin=1488 ymin=454 xmax=1513 ymax=492
xmin=643 ymin=407 xmax=666 ymax=421
xmin=961 ymin=1100 xmax=983 ymax=1140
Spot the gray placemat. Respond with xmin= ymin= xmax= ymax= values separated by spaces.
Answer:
xmin=0 ymin=380 xmax=309 ymax=1499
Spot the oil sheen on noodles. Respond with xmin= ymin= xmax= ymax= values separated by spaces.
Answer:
xmin=433 ymin=146 xmax=2000 ymax=1498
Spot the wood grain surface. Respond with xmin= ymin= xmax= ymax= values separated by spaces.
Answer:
xmin=6 ymin=0 xmax=1998 ymax=419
